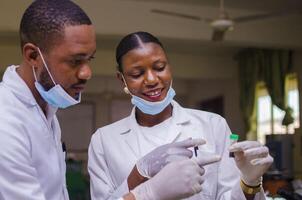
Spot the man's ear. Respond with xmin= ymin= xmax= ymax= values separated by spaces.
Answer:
xmin=23 ymin=43 xmax=39 ymax=66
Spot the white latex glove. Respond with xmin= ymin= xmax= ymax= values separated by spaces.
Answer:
xmin=229 ymin=141 xmax=274 ymax=186
xmin=132 ymin=154 xmax=221 ymax=200
xmin=136 ymin=138 xmax=205 ymax=178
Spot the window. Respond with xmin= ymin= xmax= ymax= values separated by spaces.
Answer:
xmin=256 ymin=74 xmax=300 ymax=144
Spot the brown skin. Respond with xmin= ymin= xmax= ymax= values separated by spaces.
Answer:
xmin=17 ymin=25 xmax=96 ymax=114
xmin=123 ymin=192 xmax=136 ymax=200
xmin=245 ymin=193 xmax=257 ymax=200
xmin=117 ymin=42 xmax=173 ymax=127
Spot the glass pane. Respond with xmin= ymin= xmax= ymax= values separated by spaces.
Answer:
xmin=257 ymin=95 xmax=272 ymax=144
xmin=273 ymin=105 xmax=286 ymax=134
xmin=288 ymin=89 xmax=300 ymax=128
xmin=257 ymin=121 xmax=271 ymax=144
xmin=256 ymin=79 xmax=300 ymax=144
xmin=258 ymin=96 xmax=272 ymax=122
xmin=273 ymin=117 xmax=286 ymax=134
xmin=273 ymin=105 xmax=285 ymax=120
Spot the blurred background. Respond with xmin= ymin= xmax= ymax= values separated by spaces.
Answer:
xmin=0 ymin=0 xmax=302 ymax=199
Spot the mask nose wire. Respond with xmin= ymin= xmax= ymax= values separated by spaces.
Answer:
xmin=37 ymin=48 xmax=57 ymax=86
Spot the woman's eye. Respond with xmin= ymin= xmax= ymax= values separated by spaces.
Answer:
xmin=153 ymin=61 xmax=166 ymax=70
xmin=157 ymin=66 xmax=165 ymax=71
xmin=129 ymin=70 xmax=144 ymax=78
xmin=155 ymin=64 xmax=165 ymax=71
xmin=131 ymin=73 xmax=142 ymax=78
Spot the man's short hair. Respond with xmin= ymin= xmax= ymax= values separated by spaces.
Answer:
xmin=20 ymin=0 xmax=92 ymax=52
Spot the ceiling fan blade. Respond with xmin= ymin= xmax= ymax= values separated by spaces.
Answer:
xmin=151 ymin=9 xmax=212 ymax=22
xmin=233 ymin=10 xmax=301 ymax=23
xmin=212 ymin=30 xmax=225 ymax=41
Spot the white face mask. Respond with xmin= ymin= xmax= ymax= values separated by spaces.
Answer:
xmin=33 ymin=48 xmax=81 ymax=108
xmin=122 ymin=75 xmax=176 ymax=115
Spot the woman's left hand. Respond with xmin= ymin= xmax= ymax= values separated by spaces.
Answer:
xmin=229 ymin=141 xmax=274 ymax=186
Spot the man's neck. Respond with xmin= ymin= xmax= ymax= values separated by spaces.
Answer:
xmin=17 ymin=63 xmax=48 ymax=115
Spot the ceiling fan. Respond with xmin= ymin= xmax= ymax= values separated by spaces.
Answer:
xmin=150 ymin=0 xmax=300 ymax=42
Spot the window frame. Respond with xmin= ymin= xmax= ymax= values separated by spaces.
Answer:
xmin=255 ymin=74 xmax=300 ymax=144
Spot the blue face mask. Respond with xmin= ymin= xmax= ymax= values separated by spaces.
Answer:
xmin=122 ymin=75 xmax=176 ymax=115
xmin=33 ymin=48 xmax=81 ymax=109
xmin=131 ymin=86 xmax=176 ymax=115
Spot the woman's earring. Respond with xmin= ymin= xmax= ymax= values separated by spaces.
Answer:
xmin=123 ymin=87 xmax=130 ymax=94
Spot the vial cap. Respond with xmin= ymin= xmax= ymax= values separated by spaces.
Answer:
xmin=230 ymin=133 xmax=239 ymax=140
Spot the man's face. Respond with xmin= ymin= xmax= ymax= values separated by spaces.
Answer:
xmin=37 ymin=25 xmax=96 ymax=98
xmin=120 ymin=42 xmax=172 ymax=102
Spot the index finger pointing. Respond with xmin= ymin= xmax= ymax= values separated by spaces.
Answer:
xmin=193 ymin=152 xmax=221 ymax=166
xmin=173 ymin=138 xmax=206 ymax=148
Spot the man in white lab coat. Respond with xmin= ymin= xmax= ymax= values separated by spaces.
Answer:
xmin=0 ymin=0 xmax=96 ymax=199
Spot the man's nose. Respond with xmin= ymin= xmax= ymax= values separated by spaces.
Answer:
xmin=78 ymin=64 xmax=92 ymax=80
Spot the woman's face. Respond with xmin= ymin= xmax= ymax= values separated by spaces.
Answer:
xmin=119 ymin=42 xmax=172 ymax=102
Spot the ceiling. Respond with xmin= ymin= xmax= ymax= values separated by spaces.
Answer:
xmin=128 ymin=0 xmax=302 ymax=12
xmin=0 ymin=0 xmax=301 ymax=51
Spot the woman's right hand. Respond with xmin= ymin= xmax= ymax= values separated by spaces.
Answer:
xmin=136 ymin=138 xmax=205 ymax=178
xmin=132 ymin=154 xmax=221 ymax=200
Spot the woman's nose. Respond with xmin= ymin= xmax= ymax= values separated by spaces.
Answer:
xmin=144 ymin=70 xmax=158 ymax=86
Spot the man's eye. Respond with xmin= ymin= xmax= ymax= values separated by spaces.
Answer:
xmin=70 ymin=59 xmax=83 ymax=66
xmin=88 ymin=56 xmax=95 ymax=62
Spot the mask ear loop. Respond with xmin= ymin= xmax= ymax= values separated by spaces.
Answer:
xmin=37 ymin=48 xmax=57 ymax=86
xmin=121 ymin=74 xmax=132 ymax=95
xmin=32 ymin=66 xmax=38 ymax=81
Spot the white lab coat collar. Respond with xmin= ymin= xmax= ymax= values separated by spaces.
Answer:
xmin=2 ymin=65 xmax=58 ymax=122
xmin=3 ymin=65 xmax=37 ymax=106
xmin=120 ymin=100 xmax=192 ymax=157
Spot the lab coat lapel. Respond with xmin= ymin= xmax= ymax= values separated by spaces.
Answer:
xmin=164 ymin=101 xmax=191 ymax=143
xmin=121 ymin=108 xmax=141 ymax=158
xmin=121 ymin=101 xmax=193 ymax=156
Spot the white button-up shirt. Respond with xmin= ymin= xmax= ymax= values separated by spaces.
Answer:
xmin=0 ymin=65 xmax=69 ymax=200
xmin=88 ymin=100 xmax=265 ymax=200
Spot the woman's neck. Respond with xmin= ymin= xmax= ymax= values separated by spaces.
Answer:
xmin=135 ymin=104 xmax=173 ymax=127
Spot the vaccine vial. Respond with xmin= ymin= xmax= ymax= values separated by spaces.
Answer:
xmin=229 ymin=133 xmax=239 ymax=157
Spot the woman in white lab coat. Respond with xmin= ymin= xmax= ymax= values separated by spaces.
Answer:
xmin=88 ymin=31 xmax=273 ymax=200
